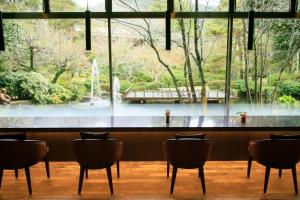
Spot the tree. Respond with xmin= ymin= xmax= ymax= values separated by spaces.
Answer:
xmin=40 ymin=28 xmax=87 ymax=84
xmin=115 ymin=0 xmax=183 ymax=101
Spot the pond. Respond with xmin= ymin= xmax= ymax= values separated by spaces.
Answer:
xmin=0 ymin=100 xmax=300 ymax=117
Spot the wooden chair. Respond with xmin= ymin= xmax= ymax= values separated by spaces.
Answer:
xmin=162 ymin=133 xmax=206 ymax=178
xmin=0 ymin=140 xmax=48 ymax=195
xmin=79 ymin=132 xmax=120 ymax=179
xmin=248 ymin=139 xmax=300 ymax=193
xmin=0 ymin=132 xmax=50 ymax=179
xmin=247 ymin=134 xmax=300 ymax=179
xmin=72 ymin=139 xmax=122 ymax=195
xmin=165 ymin=138 xmax=212 ymax=194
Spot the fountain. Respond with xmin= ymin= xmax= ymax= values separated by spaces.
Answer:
xmin=113 ymin=76 xmax=122 ymax=104
xmin=90 ymin=59 xmax=100 ymax=105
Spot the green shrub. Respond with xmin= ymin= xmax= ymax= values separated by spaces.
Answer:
xmin=120 ymin=80 xmax=134 ymax=93
xmin=208 ymin=80 xmax=225 ymax=90
xmin=232 ymin=79 xmax=254 ymax=96
xmin=277 ymin=95 xmax=296 ymax=105
xmin=0 ymin=71 xmax=77 ymax=104
xmin=144 ymin=82 xmax=161 ymax=90
xmin=278 ymin=80 xmax=300 ymax=99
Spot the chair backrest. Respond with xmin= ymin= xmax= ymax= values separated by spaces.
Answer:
xmin=0 ymin=132 xmax=26 ymax=140
xmin=80 ymin=132 xmax=109 ymax=140
xmin=270 ymin=134 xmax=300 ymax=140
xmin=249 ymin=139 xmax=300 ymax=168
xmin=174 ymin=133 xmax=206 ymax=140
xmin=165 ymin=139 xmax=212 ymax=168
xmin=0 ymin=140 xmax=47 ymax=169
xmin=72 ymin=139 xmax=122 ymax=169
xmin=162 ymin=134 xmax=206 ymax=160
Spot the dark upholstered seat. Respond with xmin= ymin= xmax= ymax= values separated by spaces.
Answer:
xmin=247 ymin=139 xmax=300 ymax=193
xmin=72 ymin=139 xmax=122 ymax=195
xmin=164 ymin=138 xmax=212 ymax=194
xmin=247 ymin=134 xmax=300 ymax=179
xmin=79 ymin=132 xmax=120 ymax=179
xmin=0 ymin=140 xmax=48 ymax=195
xmin=0 ymin=132 xmax=50 ymax=179
xmin=163 ymin=133 xmax=206 ymax=178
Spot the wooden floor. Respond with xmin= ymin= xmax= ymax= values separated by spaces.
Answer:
xmin=0 ymin=161 xmax=299 ymax=200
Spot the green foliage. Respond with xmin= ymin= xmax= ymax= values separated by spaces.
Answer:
xmin=232 ymin=79 xmax=254 ymax=96
xmin=278 ymin=80 xmax=300 ymax=99
xmin=208 ymin=80 xmax=225 ymax=90
xmin=0 ymin=71 xmax=77 ymax=104
xmin=120 ymin=80 xmax=134 ymax=93
xmin=277 ymin=95 xmax=296 ymax=105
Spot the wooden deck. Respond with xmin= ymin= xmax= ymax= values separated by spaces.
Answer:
xmin=123 ymin=90 xmax=237 ymax=103
xmin=0 ymin=161 xmax=298 ymax=199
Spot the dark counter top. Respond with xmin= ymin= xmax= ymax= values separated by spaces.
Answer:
xmin=0 ymin=116 xmax=300 ymax=132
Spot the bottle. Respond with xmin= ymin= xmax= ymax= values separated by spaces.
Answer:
xmin=165 ymin=110 xmax=171 ymax=124
xmin=240 ymin=112 xmax=247 ymax=123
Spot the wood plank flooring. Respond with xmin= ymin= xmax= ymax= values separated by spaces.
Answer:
xmin=0 ymin=161 xmax=299 ymax=200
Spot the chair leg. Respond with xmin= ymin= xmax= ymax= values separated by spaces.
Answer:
xmin=14 ymin=169 xmax=18 ymax=179
xmin=279 ymin=169 xmax=282 ymax=178
xmin=263 ymin=166 xmax=271 ymax=194
xmin=170 ymin=166 xmax=177 ymax=194
xmin=85 ymin=169 xmax=88 ymax=179
xmin=0 ymin=169 xmax=3 ymax=188
xmin=25 ymin=167 xmax=32 ymax=195
xmin=247 ymin=156 xmax=252 ymax=178
xmin=44 ymin=156 xmax=50 ymax=178
xmin=106 ymin=166 xmax=113 ymax=194
xmin=292 ymin=165 xmax=298 ymax=194
xmin=199 ymin=166 xmax=206 ymax=194
xmin=167 ymin=161 xmax=170 ymax=178
xmin=78 ymin=167 xmax=84 ymax=195
xmin=117 ymin=160 xmax=120 ymax=178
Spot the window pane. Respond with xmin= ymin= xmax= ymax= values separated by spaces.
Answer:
xmin=113 ymin=0 xmax=167 ymax=12
xmin=175 ymin=0 xmax=228 ymax=12
xmin=111 ymin=18 xmax=227 ymax=116
xmin=230 ymin=18 xmax=300 ymax=116
xmin=236 ymin=0 xmax=290 ymax=12
xmin=51 ymin=0 xmax=105 ymax=12
xmin=0 ymin=0 xmax=42 ymax=12
xmin=0 ymin=19 xmax=111 ymax=117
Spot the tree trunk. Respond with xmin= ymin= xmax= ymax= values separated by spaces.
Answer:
xmin=254 ymin=44 xmax=258 ymax=104
xmin=184 ymin=62 xmax=191 ymax=102
xmin=193 ymin=0 xmax=207 ymax=105
xmin=178 ymin=1 xmax=197 ymax=103
xmin=242 ymin=19 xmax=252 ymax=103
xmin=29 ymin=46 xmax=34 ymax=71
xmin=52 ymin=68 xmax=66 ymax=84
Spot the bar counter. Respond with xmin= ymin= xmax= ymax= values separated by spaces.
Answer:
xmin=0 ymin=116 xmax=300 ymax=161
xmin=0 ymin=116 xmax=300 ymax=131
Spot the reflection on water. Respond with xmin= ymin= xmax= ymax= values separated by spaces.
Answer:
xmin=0 ymin=100 xmax=300 ymax=117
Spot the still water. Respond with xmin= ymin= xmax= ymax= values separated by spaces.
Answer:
xmin=0 ymin=100 xmax=299 ymax=117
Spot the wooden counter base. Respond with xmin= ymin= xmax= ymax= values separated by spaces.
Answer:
xmin=26 ymin=131 xmax=300 ymax=161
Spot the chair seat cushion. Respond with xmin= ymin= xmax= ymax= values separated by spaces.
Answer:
xmin=175 ymin=133 xmax=206 ymax=139
xmin=80 ymin=132 xmax=109 ymax=140
xmin=270 ymin=134 xmax=300 ymax=140
xmin=0 ymin=132 xmax=26 ymax=140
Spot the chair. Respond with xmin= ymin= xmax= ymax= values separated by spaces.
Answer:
xmin=247 ymin=134 xmax=300 ymax=178
xmin=72 ymin=139 xmax=122 ymax=195
xmin=79 ymin=132 xmax=120 ymax=179
xmin=165 ymin=138 xmax=212 ymax=194
xmin=0 ymin=132 xmax=50 ymax=178
xmin=162 ymin=133 xmax=206 ymax=178
xmin=0 ymin=140 xmax=48 ymax=195
xmin=248 ymin=139 xmax=300 ymax=193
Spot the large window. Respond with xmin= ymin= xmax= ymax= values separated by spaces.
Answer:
xmin=0 ymin=0 xmax=299 ymax=117
xmin=230 ymin=18 xmax=300 ymax=115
